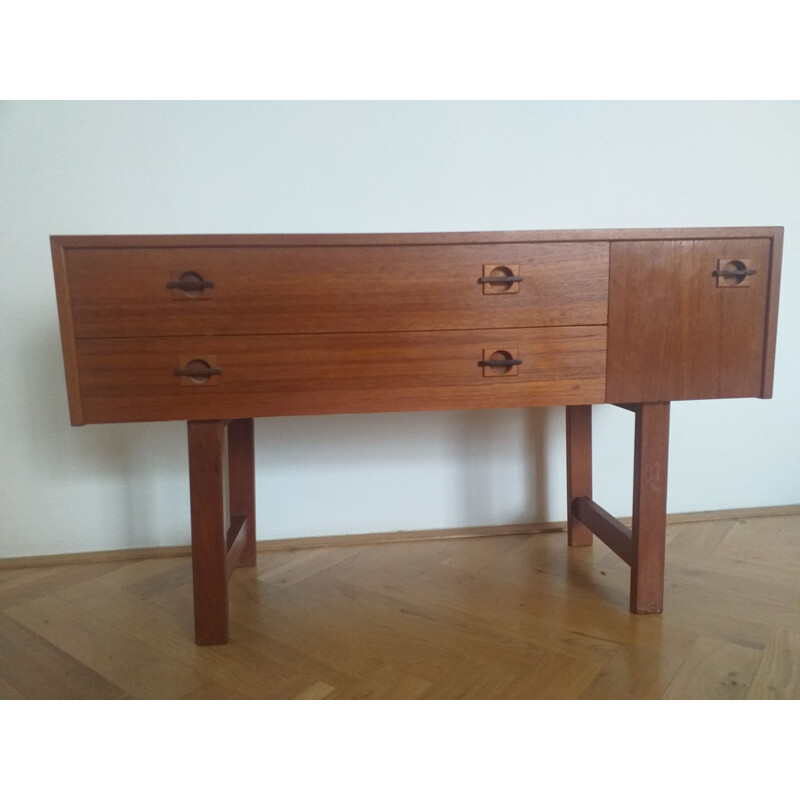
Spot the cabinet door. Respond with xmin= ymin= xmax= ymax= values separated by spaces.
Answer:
xmin=606 ymin=238 xmax=773 ymax=402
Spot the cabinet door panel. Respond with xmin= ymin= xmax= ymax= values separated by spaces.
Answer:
xmin=606 ymin=238 xmax=772 ymax=402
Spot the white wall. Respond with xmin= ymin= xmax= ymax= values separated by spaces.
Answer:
xmin=1 ymin=101 xmax=798 ymax=558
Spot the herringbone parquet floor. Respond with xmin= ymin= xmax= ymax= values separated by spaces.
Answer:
xmin=1 ymin=511 xmax=799 ymax=699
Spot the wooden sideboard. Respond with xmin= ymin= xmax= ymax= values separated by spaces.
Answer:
xmin=51 ymin=228 xmax=784 ymax=644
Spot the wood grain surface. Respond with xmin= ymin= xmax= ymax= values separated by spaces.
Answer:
xmin=566 ymin=405 xmax=593 ymax=547
xmin=2 ymin=508 xmax=798 ymax=698
xmin=187 ymin=420 xmax=230 ymax=644
xmin=630 ymin=401 xmax=670 ymax=613
xmin=62 ymin=242 xmax=609 ymax=338
xmin=74 ymin=326 xmax=608 ymax=423
xmin=51 ymin=227 xmax=784 ymax=249
xmin=606 ymin=238 xmax=773 ymax=402
xmin=53 ymin=228 xmax=783 ymax=427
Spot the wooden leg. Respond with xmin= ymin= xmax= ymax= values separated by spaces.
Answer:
xmin=566 ymin=405 xmax=593 ymax=547
xmin=187 ymin=418 xmax=258 ymax=645
xmin=630 ymin=402 xmax=670 ymax=614
xmin=228 ymin=418 xmax=257 ymax=568
xmin=188 ymin=420 xmax=229 ymax=645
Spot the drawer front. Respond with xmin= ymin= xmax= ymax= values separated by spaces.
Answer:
xmin=65 ymin=242 xmax=609 ymax=338
xmin=76 ymin=327 xmax=607 ymax=423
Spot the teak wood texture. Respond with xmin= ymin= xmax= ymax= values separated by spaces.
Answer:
xmin=50 ymin=228 xmax=783 ymax=644
xmin=75 ymin=327 xmax=607 ymax=423
xmin=607 ymin=238 xmax=775 ymax=401
xmin=63 ymin=242 xmax=609 ymax=338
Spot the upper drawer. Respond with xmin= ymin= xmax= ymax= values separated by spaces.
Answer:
xmin=61 ymin=242 xmax=609 ymax=338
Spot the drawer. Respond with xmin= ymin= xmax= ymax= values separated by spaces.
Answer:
xmin=75 ymin=327 xmax=607 ymax=423
xmin=63 ymin=242 xmax=609 ymax=338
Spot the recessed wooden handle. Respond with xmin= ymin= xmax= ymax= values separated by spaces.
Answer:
xmin=167 ymin=271 xmax=215 ymax=294
xmin=480 ymin=348 xmax=522 ymax=376
xmin=478 ymin=357 xmax=523 ymax=367
xmin=167 ymin=279 xmax=216 ymax=291
xmin=167 ymin=279 xmax=216 ymax=290
xmin=174 ymin=364 xmax=222 ymax=378
xmin=481 ymin=264 xmax=522 ymax=295
xmin=712 ymin=268 xmax=757 ymax=278
xmin=478 ymin=275 xmax=524 ymax=285
xmin=714 ymin=259 xmax=756 ymax=288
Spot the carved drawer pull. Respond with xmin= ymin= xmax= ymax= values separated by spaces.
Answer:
xmin=174 ymin=359 xmax=222 ymax=385
xmin=478 ymin=275 xmax=524 ymax=285
xmin=166 ymin=271 xmax=215 ymax=294
xmin=712 ymin=268 xmax=757 ymax=278
xmin=481 ymin=264 xmax=522 ymax=294
xmin=478 ymin=357 xmax=523 ymax=367
xmin=167 ymin=278 xmax=216 ymax=291
xmin=480 ymin=349 xmax=521 ymax=376
xmin=714 ymin=259 xmax=756 ymax=287
xmin=174 ymin=365 xmax=222 ymax=378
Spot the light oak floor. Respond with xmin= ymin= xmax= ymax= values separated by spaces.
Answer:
xmin=1 ymin=512 xmax=799 ymax=700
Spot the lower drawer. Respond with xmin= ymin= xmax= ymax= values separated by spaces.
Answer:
xmin=74 ymin=327 xmax=607 ymax=423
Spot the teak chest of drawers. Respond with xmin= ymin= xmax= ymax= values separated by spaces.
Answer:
xmin=52 ymin=228 xmax=784 ymax=644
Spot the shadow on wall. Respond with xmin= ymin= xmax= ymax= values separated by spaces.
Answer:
xmin=527 ymin=406 xmax=558 ymax=523
xmin=21 ymin=318 xmax=190 ymax=548
xmin=255 ymin=405 xmax=554 ymax=538
xmin=457 ymin=406 xmax=557 ymax=527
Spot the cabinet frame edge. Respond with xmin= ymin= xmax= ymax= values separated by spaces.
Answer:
xmin=760 ymin=227 xmax=784 ymax=398
xmin=51 ymin=237 xmax=85 ymax=426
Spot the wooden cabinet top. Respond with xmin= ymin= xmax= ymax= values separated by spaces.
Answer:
xmin=52 ymin=226 xmax=783 ymax=248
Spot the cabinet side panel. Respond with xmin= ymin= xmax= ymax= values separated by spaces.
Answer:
xmin=50 ymin=238 xmax=85 ymax=425
xmin=760 ymin=228 xmax=783 ymax=398
xmin=607 ymin=239 xmax=771 ymax=403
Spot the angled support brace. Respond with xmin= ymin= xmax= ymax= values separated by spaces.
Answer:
xmin=566 ymin=403 xmax=670 ymax=614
